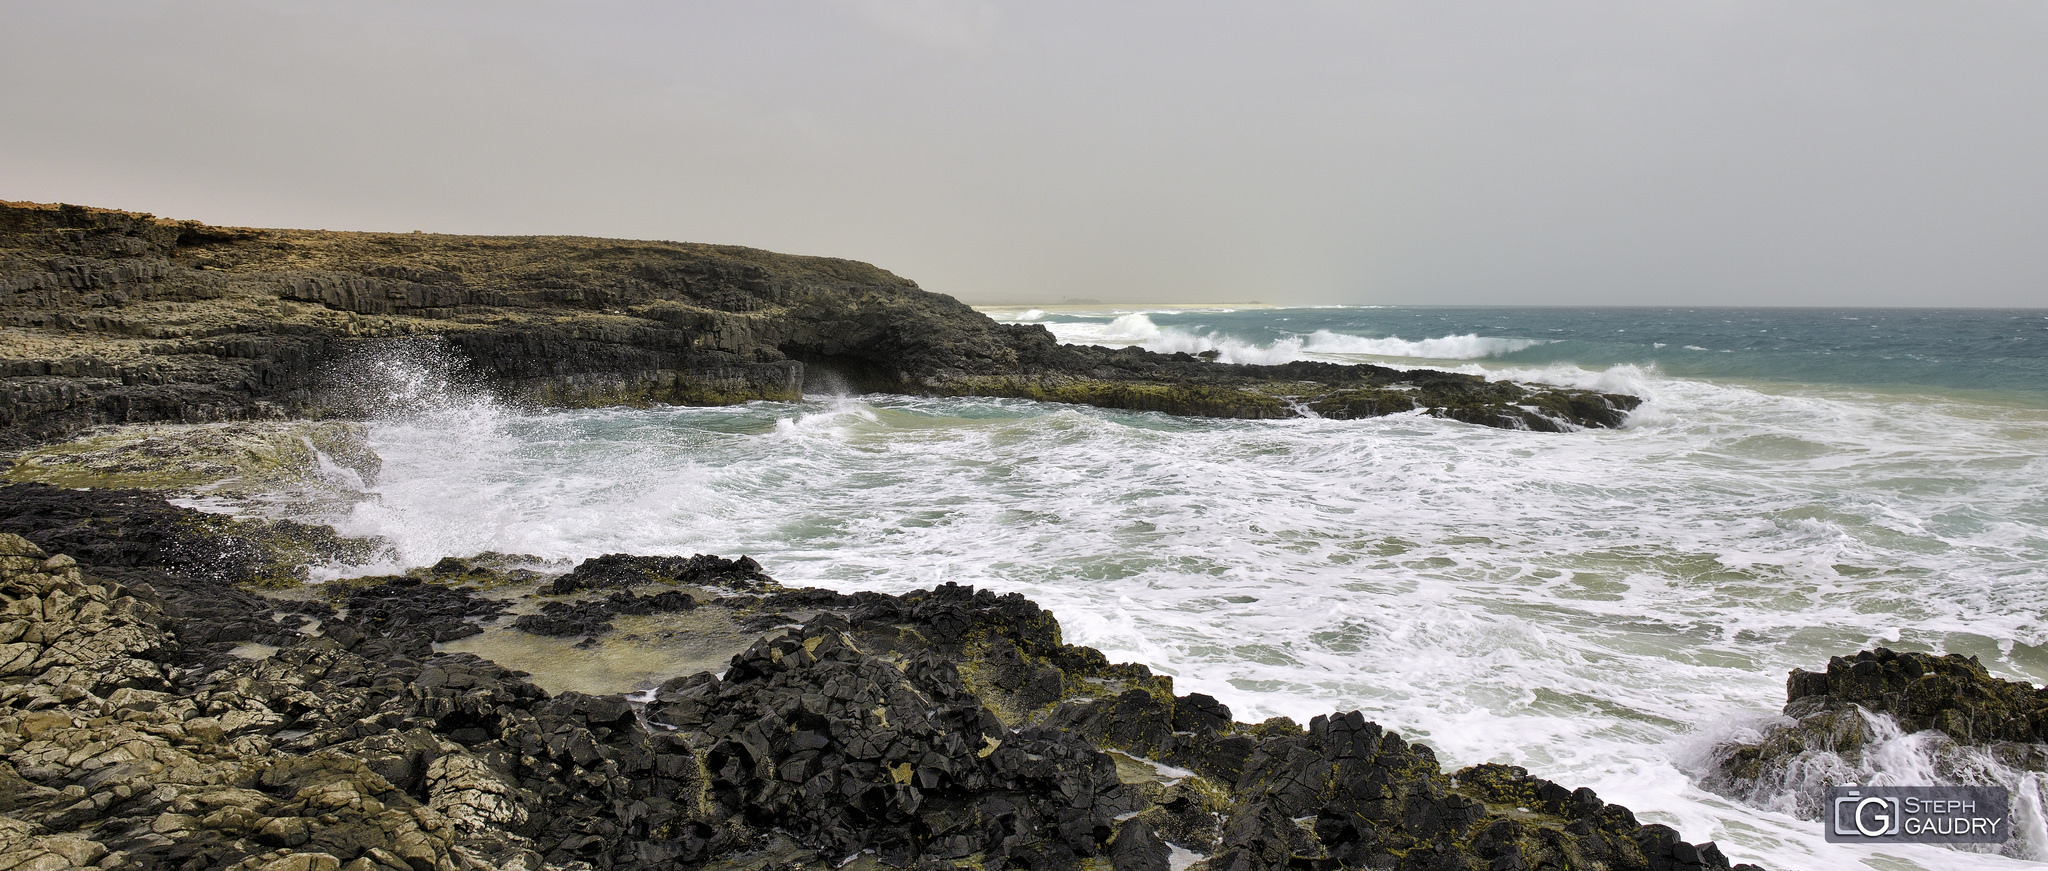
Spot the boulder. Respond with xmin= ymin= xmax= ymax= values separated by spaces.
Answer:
xmin=1709 ymin=647 xmax=2048 ymax=828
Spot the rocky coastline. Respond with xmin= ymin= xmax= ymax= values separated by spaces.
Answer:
xmin=2 ymin=199 xmax=1640 ymax=451
xmin=9 ymin=199 xmax=2046 ymax=871
xmin=0 ymin=483 xmax=1759 ymax=871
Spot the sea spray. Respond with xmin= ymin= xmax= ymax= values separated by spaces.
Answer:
xmin=298 ymin=336 xmax=538 ymax=573
xmin=316 ymin=335 xmax=507 ymax=422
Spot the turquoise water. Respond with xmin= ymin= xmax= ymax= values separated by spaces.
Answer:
xmin=271 ymin=306 xmax=2048 ymax=870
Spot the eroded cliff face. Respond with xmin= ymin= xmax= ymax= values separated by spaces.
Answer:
xmin=1 ymin=200 xmax=1640 ymax=449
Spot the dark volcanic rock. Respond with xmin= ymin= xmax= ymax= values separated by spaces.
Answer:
xmin=541 ymin=552 xmax=771 ymax=595
xmin=0 ymin=482 xmax=346 ymax=668
xmin=514 ymin=589 xmax=698 ymax=637
xmin=1783 ymin=647 xmax=2048 ymax=743
xmin=2 ymin=200 xmax=1640 ymax=449
xmin=0 ymin=486 xmax=1755 ymax=870
xmin=1708 ymin=647 xmax=2048 ymax=824
xmin=649 ymin=617 xmax=1144 ymax=868
xmin=339 ymin=576 xmax=510 ymax=648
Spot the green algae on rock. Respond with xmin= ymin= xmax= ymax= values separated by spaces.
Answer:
xmin=3 ymin=420 xmax=380 ymax=502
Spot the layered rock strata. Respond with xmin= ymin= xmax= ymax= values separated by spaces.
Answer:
xmin=0 ymin=484 xmax=1754 ymax=871
xmin=2 ymin=200 xmax=1639 ymax=449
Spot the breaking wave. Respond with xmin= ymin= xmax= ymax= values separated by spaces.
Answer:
xmin=1698 ymin=709 xmax=2048 ymax=862
xmin=1035 ymin=313 xmax=1544 ymax=364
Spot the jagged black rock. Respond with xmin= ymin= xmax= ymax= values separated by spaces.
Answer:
xmin=0 ymin=484 xmax=1761 ymax=870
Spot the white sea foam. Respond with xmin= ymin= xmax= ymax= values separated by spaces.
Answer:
xmin=1483 ymin=362 xmax=1658 ymax=399
xmin=1695 ymin=708 xmax=2048 ymax=862
xmin=250 ymin=333 xmax=2048 ymax=871
xmin=985 ymin=308 xmax=1047 ymax=321
xmin=1299 ymin=330 xmax=1543 ymax=359
xmin=1039 ymin=314 xmax=1544 ymax=364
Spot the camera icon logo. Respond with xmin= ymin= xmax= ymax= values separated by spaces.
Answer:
xmin=1832 ymin=790 xmax=1902 ymax=838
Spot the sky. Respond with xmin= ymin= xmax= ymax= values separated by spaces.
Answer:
xmin=5 ymin=1 xmax=2046 ymax=307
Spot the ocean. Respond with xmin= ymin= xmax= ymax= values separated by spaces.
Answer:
xmin=264 ymin=305 xmax=2048 ymax=870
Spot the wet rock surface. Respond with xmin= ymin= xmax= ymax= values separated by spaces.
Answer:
xmin=1 ymin=420 xmax=382 ymax=503
xmin=540 ymin=554 xmax=771 ymax=597
xmin=1707 ymin=647 xmax=2048 ymax=822
xmin=514 ymin=590 xmax=698 ymax=639
xmin=0 ymin=484 xmax=1754 ymax=870
xmin=3 ymin=200 xmax=1638 ymax=448
xmin=1780 ymin=647 xmax=2048 ymax=744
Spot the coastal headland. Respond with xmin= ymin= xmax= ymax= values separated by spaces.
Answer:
xmin=0 ymin=200 xmax=1638 ymax=451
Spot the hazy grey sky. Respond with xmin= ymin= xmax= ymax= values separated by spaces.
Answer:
xmin=7 ymin=1 xmax=2046 ymax=306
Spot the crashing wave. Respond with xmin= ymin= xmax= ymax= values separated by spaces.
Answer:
xmin=1041 ymin=313 xmax=1545 ymax=365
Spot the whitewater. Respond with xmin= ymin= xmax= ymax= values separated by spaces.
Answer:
xmin=250 ymin=305 xmax=2048 ymax=871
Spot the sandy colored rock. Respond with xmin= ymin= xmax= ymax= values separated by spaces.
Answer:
xmin=253 ymin=853 xmax=343 ymax=871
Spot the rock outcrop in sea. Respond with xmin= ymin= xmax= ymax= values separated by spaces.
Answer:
xmin=1706 ymin=647 xmax=2048 ymax=826
xmin=0 ymin=483 xmax=1757 ymax=871
xmin=1 ymin=199 xmax=1639 ymax=449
